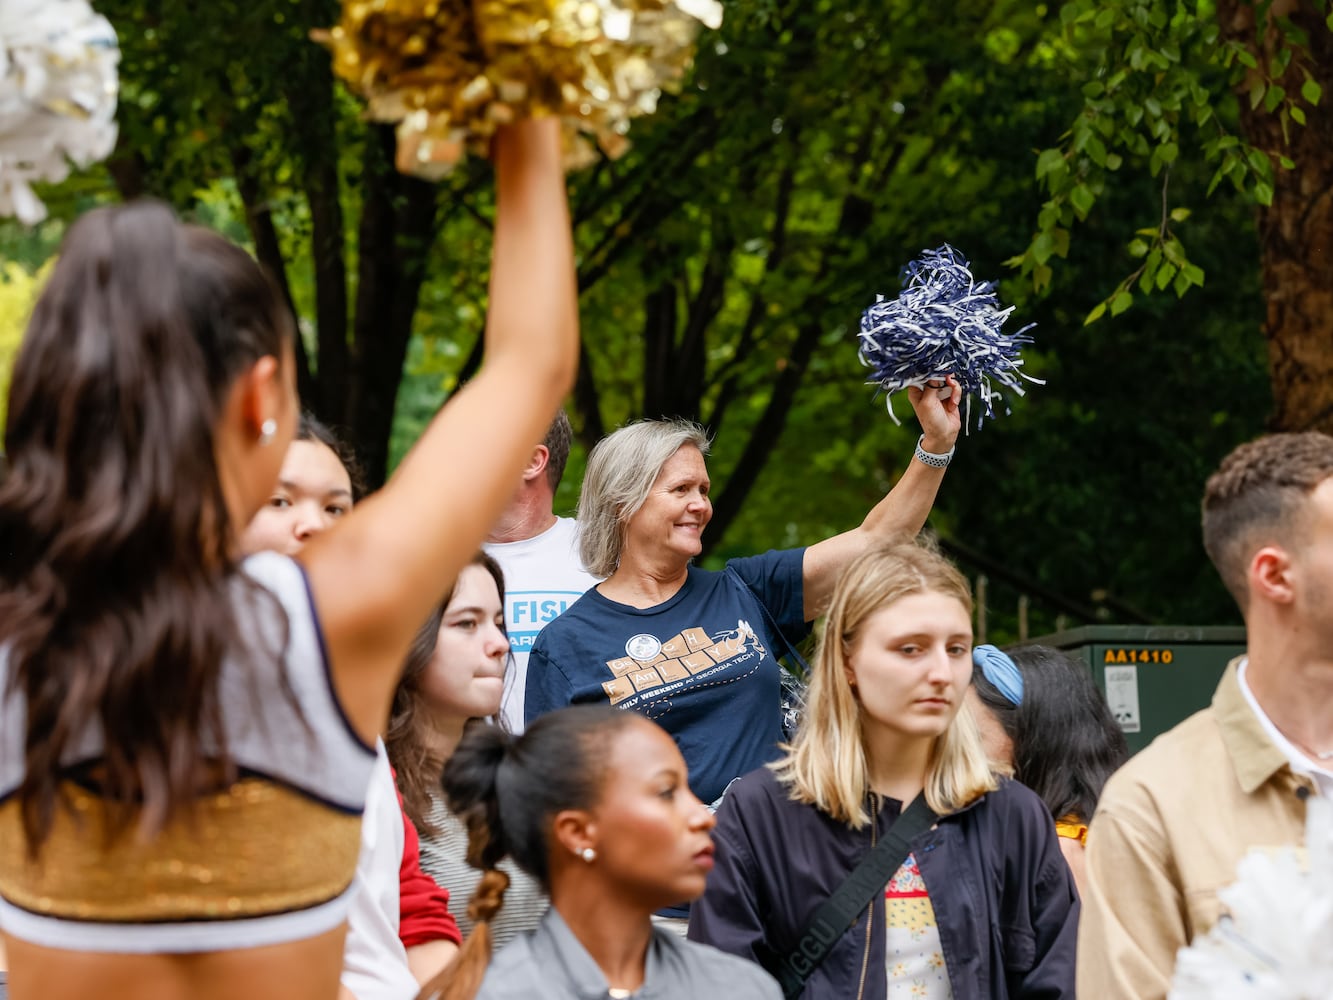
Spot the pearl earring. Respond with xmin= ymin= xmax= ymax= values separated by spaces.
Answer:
xmin=580 ymin=847 xmax=596 ymax=863
xmin=258 ymin=418 xmax=277 ymax=446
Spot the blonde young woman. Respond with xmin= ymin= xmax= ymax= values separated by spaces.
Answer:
xmin=689 ymin=540 xmax=1078 ymax=1000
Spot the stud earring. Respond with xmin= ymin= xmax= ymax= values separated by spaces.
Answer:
xmin=580 ymin=847 xmax=596 ymax=863
xmin=258 ymin=418 xmax=277 ymax=447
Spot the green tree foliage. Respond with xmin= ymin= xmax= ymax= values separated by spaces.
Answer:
xmin=2 ymin=0 xmax=1283 ymax=635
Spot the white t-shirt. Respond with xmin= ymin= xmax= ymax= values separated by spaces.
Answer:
xmin=485 ymin=517 xmax=600 ymax=733
xmin=340 ymin=742 xmax=419 ymax=1000
xmin=1237 ymin=658 xmax=1333 ymax=798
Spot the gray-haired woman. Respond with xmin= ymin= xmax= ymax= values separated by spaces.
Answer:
xmin=524 ymin=384 xmax=961 ymax=836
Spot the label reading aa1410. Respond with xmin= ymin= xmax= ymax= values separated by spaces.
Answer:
xmin=1103 ymin=648 xmax=1174 ymax=664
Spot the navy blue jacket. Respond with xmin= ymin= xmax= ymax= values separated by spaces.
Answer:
xmin=688 ymin=768 xmax=1078 ymax=1000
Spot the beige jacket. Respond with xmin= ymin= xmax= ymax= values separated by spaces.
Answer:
xmin=1076 ymin=659 xmax=1317 ymax=1000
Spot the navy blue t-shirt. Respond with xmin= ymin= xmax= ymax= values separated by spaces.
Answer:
xmin=525 ymin=548 xmax=808 ymax=807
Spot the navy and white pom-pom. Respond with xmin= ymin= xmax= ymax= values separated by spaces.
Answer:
xmin=858 ymin=244 xmax=1043 ymax=431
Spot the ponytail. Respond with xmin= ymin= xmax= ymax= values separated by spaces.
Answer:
xmin=416 ymin=721 xmax=515 ymax=1000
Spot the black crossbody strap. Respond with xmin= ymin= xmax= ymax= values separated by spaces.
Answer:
xmin=776 ymin=792 xmax=937 ymax=1000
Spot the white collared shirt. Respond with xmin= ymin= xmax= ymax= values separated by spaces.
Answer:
xmin=1236 ymin=657 xmax=1333 ymax=798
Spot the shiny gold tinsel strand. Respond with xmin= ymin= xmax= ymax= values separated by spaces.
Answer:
xmin=316 ymin=0 xmax=722 ymax=178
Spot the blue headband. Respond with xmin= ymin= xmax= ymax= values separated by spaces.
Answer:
xmin=973 ymin=644 xmax=1023 ymax=705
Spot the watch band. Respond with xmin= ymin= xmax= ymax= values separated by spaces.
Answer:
xmin=914 ymin=435 xmax=954 ymax=468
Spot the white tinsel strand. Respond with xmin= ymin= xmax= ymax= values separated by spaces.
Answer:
xmin=857 ymin=244 xmax=1044 ymax=432
xmin=1169 ymin=796 xmax=1333 ymax=1000
xmin=0 ymin=0 xmax=119 ymax=225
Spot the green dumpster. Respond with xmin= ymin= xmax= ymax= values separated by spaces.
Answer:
xmin=1020 ymin=625 xmax=1246 ymax=755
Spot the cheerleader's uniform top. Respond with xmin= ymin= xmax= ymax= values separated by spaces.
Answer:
xmin=0 ymin=553 xmax=376 ymax=953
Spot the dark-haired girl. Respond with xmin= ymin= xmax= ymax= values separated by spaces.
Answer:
xmin=0 ymin=118 xmax=577 ymax=1000
xmin=966 ymin=644 xmax=1130 ymax=896
xmin=418 ymin=705 xmax=781 ymax=1000
xmin=241 ymin=413 xmax=366 ymax=557
xmin=387 ymin=552 xmax=548 ymax=949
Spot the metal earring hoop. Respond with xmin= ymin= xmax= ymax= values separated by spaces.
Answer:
xmin=580 ymin=847 xmax=596 ymax=863
xmin=258 ymin=418 xmax=277 ymax=447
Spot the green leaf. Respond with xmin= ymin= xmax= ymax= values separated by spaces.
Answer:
xmin=1237 ymin=49 xmax=1258 ymax=70
xmin=1110 ymin=290 xmax=1133 ymax=316
xmin=1155 ymin=262 xmax=1177 ymax=291
xmin=1173 ymin=270 xmax=1192 ymax=296
xmin=1053 ymin=227 xmax=1071 ymax=258
xmin=1128 ymin=238 xmax=1150 ymax=258
xmin=1291 ymin=106 xmax=1307 ymax=125
xmin=1105 ymin=152 xmax=1123 ymax=170
xmin=1085 ymin=134 xmax=1108 ymax=167
xmin=1033 ymin=264 xmax=1053 ymax=292
xmin=1158 ymin=142 xmax=1178 ymax=165
xmin=1254 ymin=181 xmax=1275 ymax=206
xmin=1303 ymin=79 xmax=1322 ymax=106
xmin=1264 ymin=85 xmax=1286 ymax=114
xmin=1140 ymin=246 xmax=1161 ymax=293
xmin=1169 ymin=206 xmax=1191 ymax=222
xmin=1250 ymin=82 xmax=1266 ymax=110
xmin=1182 ymin=263 xmax=1205 ymax=287
xmin=1163 ymin=238 xmax=1187 ymax=267
xmin=1084 ymin=301 xmax=1107 ymax=325
xmin=1032 ymin=231 xmax=1056 ymax=265
xmin=1035 ymin=148 xmax=1065 ymax=179
xmin=1069 ymin=184 xmax=1096 ymax=218
xmin=1280 ymin=155 xmax=1296 ymax=169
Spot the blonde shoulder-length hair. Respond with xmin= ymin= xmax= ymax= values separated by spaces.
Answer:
xmin=771 ymin=538 xmax=998 ymax=827
xmin=577 ymin=418 xmax=711 ymax=578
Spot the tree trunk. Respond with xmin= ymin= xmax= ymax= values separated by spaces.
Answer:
xmin=1218 ymin=0 xmax=1333 ymax=431
xmin=347 ymin=126 xmax=443 ymax=485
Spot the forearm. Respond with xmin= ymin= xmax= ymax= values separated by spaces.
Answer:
xmin=407 ymin=938 xmax=460 ymax=986
xmin=858 ymin=452 xmax=949 ymax=540
xmin=800 ymin=453 xmax=949 ymax=618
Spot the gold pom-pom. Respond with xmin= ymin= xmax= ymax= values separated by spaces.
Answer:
xmin=316 ymin=0 xmax=722 ymax=179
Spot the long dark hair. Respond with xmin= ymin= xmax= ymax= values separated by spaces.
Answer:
xmin=387 ymin=551 xmax=507 ymax=833
xmin=417 ymin=705 xmax=636 ymax=1000
xmin=0 ymin=200 xmax=293 ymax=852
xmin=972 ymin=644 xmax=1129 ymax=824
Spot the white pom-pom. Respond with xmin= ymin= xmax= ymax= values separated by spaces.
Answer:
xmin=1169 ymin=796 xmax=1333 ymax=999
xmin=0 ymin=0 xmax=120 ymax=225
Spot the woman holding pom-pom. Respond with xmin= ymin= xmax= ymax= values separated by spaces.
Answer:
xmin=417 ymin=705 xmax=780 ymax=1000
xmin=524 ymin=380 xmax=961 ymax=880
xmin=0 ymin=116 xmax=576 ymax=1000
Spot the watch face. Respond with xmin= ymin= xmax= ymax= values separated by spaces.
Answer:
xmin=625 ymin=633 xmax=662 ymax=662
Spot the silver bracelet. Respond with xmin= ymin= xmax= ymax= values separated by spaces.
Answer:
xmin=914 ymin=435 xmax=954 ymax=469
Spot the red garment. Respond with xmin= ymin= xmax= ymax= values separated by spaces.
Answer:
xmin=395 ymin=782 xmax=461 ymax=947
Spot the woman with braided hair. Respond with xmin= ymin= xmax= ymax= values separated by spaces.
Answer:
xmin=417 ymin=705 xmax=780 ymax=1000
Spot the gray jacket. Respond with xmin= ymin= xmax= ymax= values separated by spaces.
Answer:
xmin=478 ymin=908 xmax=780 ymax=1000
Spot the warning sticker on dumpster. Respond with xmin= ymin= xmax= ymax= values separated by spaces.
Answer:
xmin=1104 ymin=665 xmax=1141 ymax=733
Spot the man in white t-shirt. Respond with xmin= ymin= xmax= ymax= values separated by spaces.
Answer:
xmin=1078 ymin=432 xmax=1333 ymax=999
xmin=485 ymin=410 xmax=599 ymax=733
